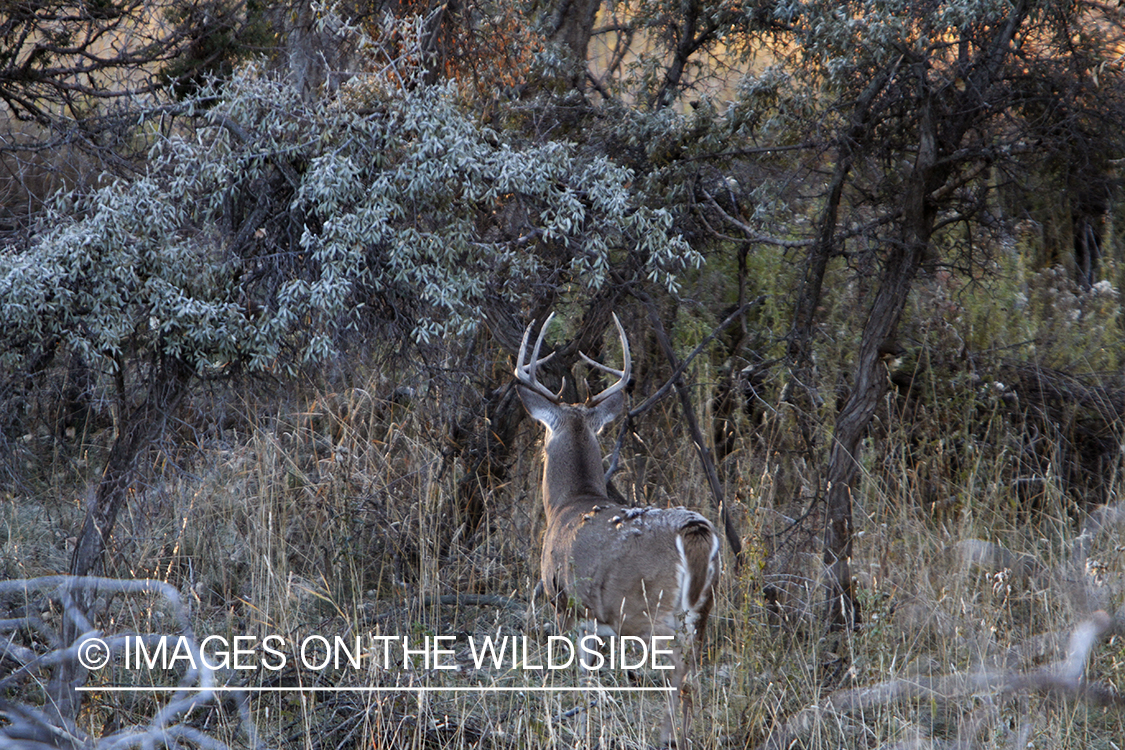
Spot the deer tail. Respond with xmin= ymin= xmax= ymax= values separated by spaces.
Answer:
xmin=676 ymin=519 xmax=720 ymax=615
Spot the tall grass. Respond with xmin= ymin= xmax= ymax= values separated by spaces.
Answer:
xmin=4 ymin=269 xmax=1125 ymax=748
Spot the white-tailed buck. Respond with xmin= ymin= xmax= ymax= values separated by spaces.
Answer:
xmin=515 ymin=312 xmax=720 ymax=747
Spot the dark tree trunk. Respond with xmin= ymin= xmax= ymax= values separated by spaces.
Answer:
xmin=787 ymin=66 xmax=897 ymax=456
xmin=69 ymin=356 xmax=193 ymax=578
xmin=821 ymin=84 xmax=939 ymax=635
xmin=546 ymin=0 xmax=601 ymax=91
xmin=817 ymin=0 xmax=1030 ymax=639
xmin=821 ymin=234 xmax=928 ymax=631
xmin=789 ymin=66 xmax=898 ymax=349
xmin=653 ymin=0 xmax=703 ymax=108
xmin=51 ymin=356 xmax=191 ymax=728
xmin=1073 ymin=216 xmax=1101 ymax=290
xmin=450 ymin=380 xmax=527 ymax=542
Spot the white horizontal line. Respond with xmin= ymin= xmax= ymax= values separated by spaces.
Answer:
xmin=77 ymin=686 xmax=674 ymax=693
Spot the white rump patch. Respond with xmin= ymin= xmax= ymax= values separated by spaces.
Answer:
xmin=708 ymin=531 xmax=721 ymax=586
xmin=674 ymin=536 xmax=700 ymax=636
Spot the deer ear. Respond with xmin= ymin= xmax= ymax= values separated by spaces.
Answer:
xmin=517 ymin=386 xmax=561 ymax=431
xmin=590 ymin=390 xmax=624 ymax=434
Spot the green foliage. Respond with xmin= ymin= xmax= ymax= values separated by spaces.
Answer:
xmin=0 ymin=173 xmax=246 ymax=373
xmin=161 ymin=0 xmax=276 ymax=100
xmin=1 ymin=50 xmax=698 ymax=378
xmin=1023 ymin=269 xmax=1122 ymax=372
xmin=925 ymin=257 xmax=1124 ymax=374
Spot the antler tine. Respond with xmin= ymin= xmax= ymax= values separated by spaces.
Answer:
xmin=586 ymin=313 xmax=631 ymax=406
xmin=579 ymin=351 xmax=624 ymax=378
xmin=515 ymin=312 xmax=560 ymax=402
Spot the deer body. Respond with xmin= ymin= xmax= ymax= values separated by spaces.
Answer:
xmin=516 ymin=314 xmax=720 ymax=747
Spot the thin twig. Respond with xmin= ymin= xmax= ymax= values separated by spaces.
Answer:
xmin=604 ymin=298 xmax=763 ymax=480
xmin=418 ymin=594 xmax=526 ymax=613
xmin=637 ymin=299 xmax=745 ymax=566
xmin=0 ymin=576 xmax=244 ymax=750
xmin=552 ymin=697 xmax=598 ymax=722
xmin=700 ymin=184 xmax=815 ymax=248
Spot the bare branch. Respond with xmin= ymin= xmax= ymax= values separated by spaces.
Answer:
xmin=0 ymin=575 xmax=263 ymax=750
xmin=756 ymin=613 xmax=1123 ymax=750
xmin=700 ymin=184 xmax=815 ymax=248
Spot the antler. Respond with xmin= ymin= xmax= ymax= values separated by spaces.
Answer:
xmin=515 ymin=312 xmax=562 ymax=402
xmin=584 ymin=313 xmax=631 ymax=406
xmin=516 ymin=312 xmax=631 ymax=406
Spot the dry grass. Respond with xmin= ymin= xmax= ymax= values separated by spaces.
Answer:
xmin=3 ymin=332 xmax=1125 ymax=749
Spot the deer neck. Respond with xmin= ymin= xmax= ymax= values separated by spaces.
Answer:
xmin=541 ymin=424 xmax=608 ymax=515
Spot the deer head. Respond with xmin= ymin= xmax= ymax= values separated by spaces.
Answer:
xmin=514 ymin=312 xmax=629 ymax=509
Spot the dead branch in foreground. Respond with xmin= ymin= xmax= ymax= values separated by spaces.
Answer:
xmin=755 ymin=611 xmax=1122 ymax=750
xmin=0 ymin=575 xmax=263 ymax=750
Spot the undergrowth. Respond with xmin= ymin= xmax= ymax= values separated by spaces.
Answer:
xmin=3 ymin=261 xmax=1124 ymax=749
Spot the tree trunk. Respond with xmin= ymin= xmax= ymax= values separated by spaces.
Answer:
xmin=51 ymin=356 xmax=191 ymax=728
xmin=821 ymin=238 xmax=926 ymax=631
xmin=69 ymin=356 xmax=193 ymax=578
xmin=285 ymin=0 xmax=356 ymax=99
xmin=546 ymin=0 xmax=601 ymax=91
xmin=819 ymin=0 xmax=1030 ymax=635
xmin=653 ymin=0 xmax=703 ymax=108
xmin=449 ymin=380 xmax=527 ymax=543
xmin=787 ymin=65 xmax=897 ymax=457
xmin=822 ymin=87 xmax=939 ymax=635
